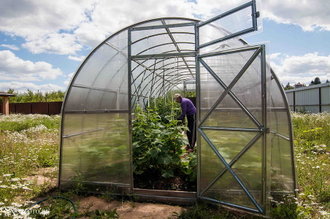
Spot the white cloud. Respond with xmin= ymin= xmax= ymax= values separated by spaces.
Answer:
xmin=270 ymin=53 xmax=281 ymax=60
xmin=0 ymin=81 xmax=63 ymax=93
xmin=0 ymin=44 xmax=19 ymax=50
xmin=0 ymin=0 xmax=96 ymax=39
xmin=22 ymin=33 xmax=83 ymax=55
xmin=0 ymin=50 xmax=63 ymax=81
xmin=193 ymin=0 xmax=330 ymax=32
xmin=0 ymin=0 xmax=196 ymax=54
xmin=192 ymin=0 xmax=251 ymax=19
xmin=73 ymin=0 xmax=195 ymax=48
xmin=0 ymin=0 xmax=328 ymax=56
xmin=68 ymin=55 xmax=86 ymax=62
xmin=270 ymin=52 xmax=330 ymax=85
xmin=64 ymin=73 xmax=75 ymax=86
xmin=262 ymin=0 xmax=330 ymax=31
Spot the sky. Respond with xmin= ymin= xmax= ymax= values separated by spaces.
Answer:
xmin=0 ymin=0 xmax=329 ymax=93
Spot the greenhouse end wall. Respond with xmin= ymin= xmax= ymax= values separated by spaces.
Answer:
xmin=59 ymin=12 xmax=296 ymax=216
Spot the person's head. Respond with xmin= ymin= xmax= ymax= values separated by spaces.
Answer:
xmin=174 ymin=93 xmax=182 ymax=103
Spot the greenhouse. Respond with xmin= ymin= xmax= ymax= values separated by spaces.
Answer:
xmin=59 ymin=0 xmax=296 ymax=216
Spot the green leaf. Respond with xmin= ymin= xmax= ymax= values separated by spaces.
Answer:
xmin=148 ymin=148 xmax=160 ymax=158
xmin=161 ymin=169 xmax=174 ymax=178
xmin=158 ymin=154 xmax=172 ymax=165
xmin=135 ymin=170 xmax=144 ymax=175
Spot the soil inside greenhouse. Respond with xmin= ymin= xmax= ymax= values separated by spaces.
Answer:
xmin=134 ymin=171 xmax=197 ymax=191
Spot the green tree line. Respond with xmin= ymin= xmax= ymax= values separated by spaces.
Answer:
xmin=0 ymin=89 xmax=65 ymax=103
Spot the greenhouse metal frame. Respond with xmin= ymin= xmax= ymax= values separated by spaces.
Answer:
xmin=59 ymin=0 xmax=296 ymax=216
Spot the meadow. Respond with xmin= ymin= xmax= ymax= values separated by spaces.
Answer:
xmin=0 ymin=112 xmax=329 ymax=218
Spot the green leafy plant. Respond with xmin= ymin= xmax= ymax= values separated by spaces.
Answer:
xmin=132 ymin=106 xmax=188 ymax=179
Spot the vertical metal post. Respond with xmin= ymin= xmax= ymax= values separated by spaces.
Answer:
xmin=319 ymin=87 xmax=322 ymax=113
xmin=252 ymin=0 xmax=258 ymax=31
xmin=293 ymin=91 xmax=296 ymax=112
xmin=260 ymin=44 xmax=269 ymax=216
xmin=127 ymin=27 xmax=134 ymax=193
xmin=183 ymin=81 xmax=186 ymax=97
xmin=195 ymin=22 xmax=201 ymax=198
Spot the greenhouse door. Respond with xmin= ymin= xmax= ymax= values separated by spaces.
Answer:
xmin=196 ymin=0 xmax=270 ymax=216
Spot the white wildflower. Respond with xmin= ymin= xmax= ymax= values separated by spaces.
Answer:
xmin=319 ymin=211 xmax=329 ymax=215
xmin=11 ymin=202 xmax=22 ymax=208
xmin=40 ymin=209 xmax=50 ymax=216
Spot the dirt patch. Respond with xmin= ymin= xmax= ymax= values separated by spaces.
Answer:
xmin=28 ymin=168 xmax=186 ymax=218
xmin=78 ymin=196 xmax=183 ymax=219
xmin=26 ymin=167 xmax=57 ymax=186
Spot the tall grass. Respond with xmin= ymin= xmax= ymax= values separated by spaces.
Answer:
xmin=0 ymin=113 xmax=329 ymax=218
xmin=291 ymin=112 xmax=330 ymax=218
xmin=0 ymin=114 xmax=59 ymax=218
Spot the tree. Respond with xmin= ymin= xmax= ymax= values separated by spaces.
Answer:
xmin=310 ymin=77 xmax=321 ymax=86
xmin=284 ymin=82 xmax=294 ymax=90
xmin=5 ymin=89 xmax=65 ymax=103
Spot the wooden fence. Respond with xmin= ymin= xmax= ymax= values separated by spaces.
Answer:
xmin=0 ymin=102 xmax=62 ymax=115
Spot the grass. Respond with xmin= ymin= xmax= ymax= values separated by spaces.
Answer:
xmin=0 ymin=112 xmax=329 ymax=218
xmin=291 ymin=112 xmax=330 ymax=218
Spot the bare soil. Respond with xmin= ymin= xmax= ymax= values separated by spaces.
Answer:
xmin=78 ymin=196 xmax=184 ymax=219
xmin=28 ymin=168 xmax=186 ymax=219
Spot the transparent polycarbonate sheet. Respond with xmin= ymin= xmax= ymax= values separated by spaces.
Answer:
xmin=92 ymin=52 xmax=128 ymax=91
xmin=131 ymin=20 xmax=195 ymax=56
xmin=203 ymin=170 xmax=258 ymax=210
xmin=200 ymin=136 xmax=226 ymax=193
xmin=199 ymin=37 xmax=247 ymax=55
xmin=134 ymin=20 xmax=163 ymax=28
xmin=64 ymin=87 xmax=90 ymax=111
xmin=231 ymin=52 xmax=262 ymax=123
xmin=97 ymin=91 xmax=118 ymax=110
xmin=268 ymin=72 xmax=296 ymax=194
xmin=200 ymin=6 xmax=253 ymax=44
xmin=132 ymin=30 xmax=173 ymax=56
xmin=203 ymin=130 xmax=259 ymax=164
xmin=199 ymin=65 xmax=225 ymax=114
xmin=84 ymin=90 xmax=110 ymax=110
xmin=163 ymin=19 xmax=196 ymax=25
xmin=231 ymin=138 xmax=263 ymax=205
xmin=72 ymin=28 xmax=127 ymax=89
xmin=74 ymin=46 xmax=121 ymax=87
xmin=270 ymin=132 xmax=295 ymax=192
xmin=201 ymin=50 xmax=255 ymax=85
xmin=61 ymin=113 xmax=130 ymax=184
xmin=199 ymin=49 xmax=262 ymax=129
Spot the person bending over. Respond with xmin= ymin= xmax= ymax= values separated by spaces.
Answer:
xmin=174 ymin=93 xmax=196 ymax=152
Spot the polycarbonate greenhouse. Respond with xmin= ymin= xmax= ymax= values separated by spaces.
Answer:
xmin=59 ymin=1 xmax=296 ymax=216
